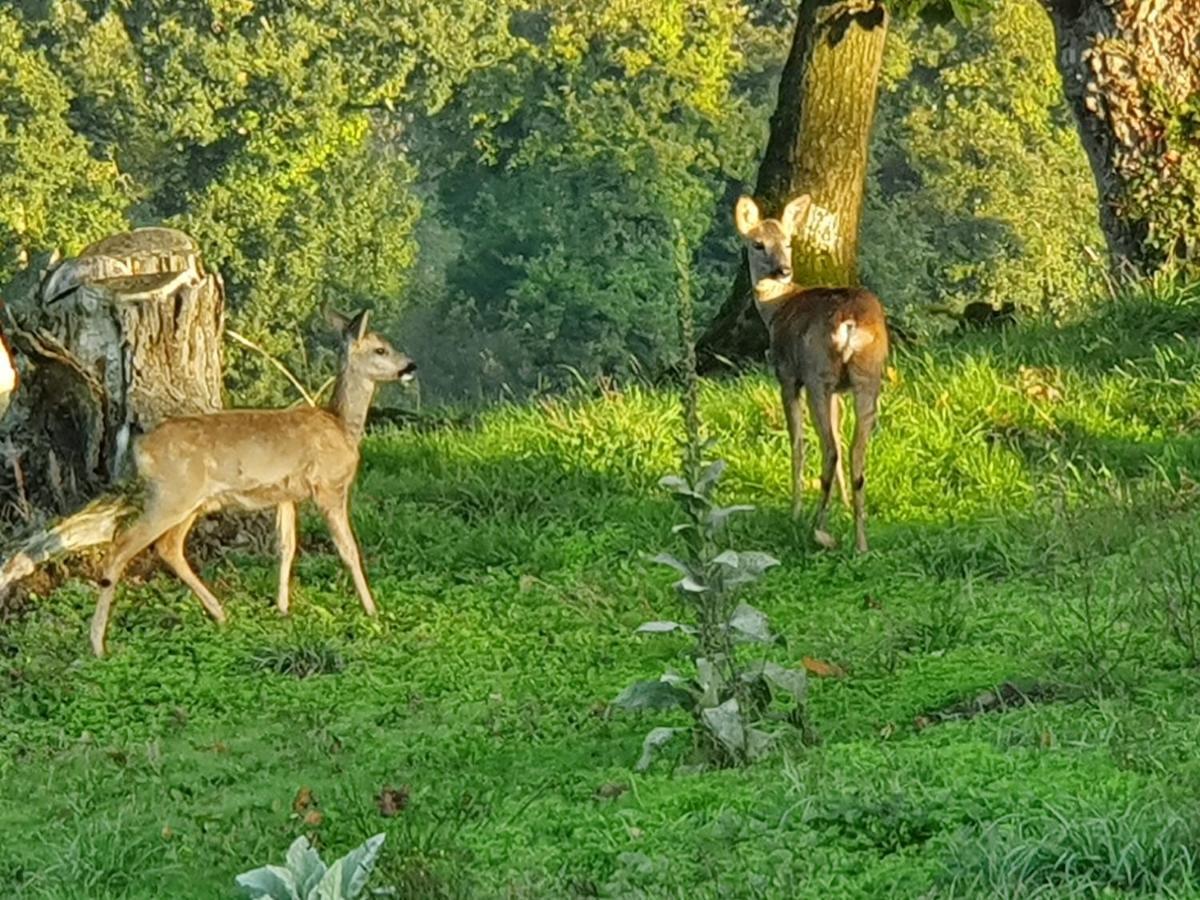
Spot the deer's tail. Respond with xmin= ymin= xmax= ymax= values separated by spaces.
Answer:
xmin=0 ymin=492 xmax=138 ymax=597
xmin=832 ymin=318 xmax=875 ymax=364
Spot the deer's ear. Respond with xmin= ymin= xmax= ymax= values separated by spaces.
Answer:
xmin=346 ymin=309 xmax=370 ymax=342
xmin=324 ymin=306 xmax=351 ymax=332
xmin=780 ymin=194 xmax=811 ymax=237
xmin=734 ymin=196 xmax=761 ymax=236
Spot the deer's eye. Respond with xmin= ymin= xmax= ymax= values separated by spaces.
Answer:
xmin=374 ymin=347 xmax=387 ymax=355
xmin=753 ymin=241 xmax=765 ymax=251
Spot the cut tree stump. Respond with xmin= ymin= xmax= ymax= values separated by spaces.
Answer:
xmin=1 ymin=227 xmax=225 ymax=522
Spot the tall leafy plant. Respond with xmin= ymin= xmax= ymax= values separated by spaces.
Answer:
xmin=612 ymin=223 xmax=810 ymax=771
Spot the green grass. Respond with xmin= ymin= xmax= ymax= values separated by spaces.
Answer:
xmin=6 ymin=279 xmax=1200 ymax=897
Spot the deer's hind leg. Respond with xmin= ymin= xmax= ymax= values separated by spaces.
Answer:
xmin=806 ymin=382 xmax=840 ymax=550
xmin=849 ymin=380 xmax=880 ymax=554
xmin=831 ymin=395 xmax=850 ymax=509
xmin=91 ymin=500 xmax=196 ymax=657
xmin=154 ymin=512 xmax=226 ymax=624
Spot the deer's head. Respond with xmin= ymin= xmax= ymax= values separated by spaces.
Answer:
xmin=327 ymin=308 xmax=417 ymax=384
xmin=734 ymin=194 xmax=811 ymax=299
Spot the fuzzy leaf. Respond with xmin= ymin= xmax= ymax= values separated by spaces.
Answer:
xmin=648 ymin=552 xmax=692 ymax=576
xmin=635 ymin=727 xmax=683 ymax=772
xmin=745 ymin=661 xmax=809 ymax=706
xmin=677 ymin=575 xmax=708 ymax=593
xmin=636 ymin=621 xmax=696 ymax=635
xmin=746 ymin=727 xmax=775 ymax=761
xmin=312 ymin=833 xmax=385 ymax=900
xmin=727 ymin=602 xmax=776 ymax=644
xmin=286 ymin=836 xmax=326 ymax=898
xmin=712 ymin=549 xmax=741 ymax=569
xmin=706 ymin=504 xmax=754 ymax=531
xmin=701 ymin=698 xmax=746 ymax=758
xmin=695 ymin=657 xmax=722 ymax=707
xmin=718 ymin=551 xmax=780 ymax=588
xmin=658 ymin=475 xmax=702 ymax=499
xmin=235 ymin=865 xmax=300 ymax=900
xmin=613 ymin=679 xmax=692 ymax=710
xmin=695 ymin=460 xmax=727 ymax=493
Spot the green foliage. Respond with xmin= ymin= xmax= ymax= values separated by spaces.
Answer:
xmin=7 ymin=281 xmax=1200 ymax=895
xmin=0 ymin=10 xmax=128 ymax=287
xmin=863 ymin=0 xmax=1104 ymax=333
xmin=236 ymin=833 xmax=385 ymax=900
xmin=612 ymin=227 xmax=804 ymax=769
xmin=398 ymin=0 xmax=770 ymax=399
xmin=1123 ymin=91 xmax=1200 ymax=271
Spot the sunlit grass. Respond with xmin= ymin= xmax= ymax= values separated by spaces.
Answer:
xmin=4 ymin=279 xmax=1200 ymax=897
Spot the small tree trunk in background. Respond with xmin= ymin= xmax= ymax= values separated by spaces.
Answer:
xmin=1040 ymin=0 xmax=1200 ymax=273
xmin=698 ymin=0 xmax=888 ymax=369
xmin=2 ymin=227 xmax=224 ymax=521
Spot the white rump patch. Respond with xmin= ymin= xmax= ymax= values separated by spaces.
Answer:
xmin=832 ymin=319 xmax=874 ymax=363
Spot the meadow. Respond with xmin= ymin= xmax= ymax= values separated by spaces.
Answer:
xmin=6 ymin=280 xmax=1200 ymax=898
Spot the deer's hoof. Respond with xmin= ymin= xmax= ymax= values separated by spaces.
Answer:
xmin=813 ymin=529 xmax=838 ymax=550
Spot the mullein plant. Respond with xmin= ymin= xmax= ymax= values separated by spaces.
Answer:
xmin=613 ymin=223 xmax=810 ymax=771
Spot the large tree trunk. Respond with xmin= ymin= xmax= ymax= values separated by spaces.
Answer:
xmin=1 ymin=227 xmax=224 ymax=523
xmin=698 ymin=0 xmax=888 ymax=369
xmin=1041 ymin=0 xmax=1200 ymax=273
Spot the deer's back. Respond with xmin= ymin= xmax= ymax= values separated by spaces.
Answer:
xmin=770 ymin=286 xmax=889 ymax=385
xmin=133 ymin=407 xmax=358 ymax=509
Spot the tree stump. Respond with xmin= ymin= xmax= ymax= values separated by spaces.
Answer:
xmin=1 ymin=226 xmax=224 ymax=523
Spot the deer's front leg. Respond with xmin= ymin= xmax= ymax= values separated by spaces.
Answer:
xmin=317 ymin=490 xmax=377 ymax=616
xmin=276 ymin=502 xmax=297 ymax=614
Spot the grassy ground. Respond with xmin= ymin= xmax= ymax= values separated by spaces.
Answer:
xmin=6 ymin=280 xmax=1200 ymax=898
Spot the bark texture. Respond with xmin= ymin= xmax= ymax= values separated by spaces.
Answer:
xmin=1041 ymin=0 xmax=1200 ymax=272
xmin=1 ymin=227 xmax=224 ymax=521
xmin=699 ymin=0 xmax=888 ymax=369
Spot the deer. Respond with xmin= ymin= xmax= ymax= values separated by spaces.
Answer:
xmin=86 ymin=308 xmax=416 ymax=657
xmin=734 ymin=193 xmax=889 ymax=553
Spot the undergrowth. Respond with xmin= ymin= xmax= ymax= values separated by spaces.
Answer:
xmin=3 ymin=278 xmax=1200 ymax=896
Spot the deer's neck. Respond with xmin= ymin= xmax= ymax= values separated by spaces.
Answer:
xmin=329 ymin=372 xmax=376 ymax=444
xmin=752 ymin=278 xmax=793 ymax=326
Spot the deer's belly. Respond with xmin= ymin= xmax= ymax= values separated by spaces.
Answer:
xmin=204 ymin=473 xmax=317 ymax=512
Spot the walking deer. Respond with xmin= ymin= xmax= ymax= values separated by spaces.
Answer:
xmin=734 ymin=194 xmax=888 ymax=552
xmin=87 ymin=309 xmax=416 ymax=656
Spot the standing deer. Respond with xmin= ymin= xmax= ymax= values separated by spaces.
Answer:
xmin=87 ymin=309 xmax=415 ymax=656
xmin=734 ymin=194 xmax=888 ymax=552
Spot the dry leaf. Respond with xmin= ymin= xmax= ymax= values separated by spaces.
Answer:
xmin=913 ymin=715 xmax=931 ymax=731
xmin=594 ymin=782 xmax=628 ymax=800
xmin=802 ymin=656 xmax=846 ymax=678
xmin=377 ymin=785 xmax=410 ymax=817
xmin=161 ymin=824 xmax=174 ymax=840
xmin=293 ymin=786 xmax=315 ymax=815
xmin=879 ymin=722 xmax=896 ymax=740
xmin=303 ymin=809 xmax=324 ymax=827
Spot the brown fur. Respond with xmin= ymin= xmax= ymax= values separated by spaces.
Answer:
xmin=735 ymin=195 xmax=889 ymax=552
xmin=88 ymin=309 xmax=415 ymax=657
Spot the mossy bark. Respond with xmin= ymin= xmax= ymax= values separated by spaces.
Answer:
xmin=698 ymin=0 xmax=888 ymax=369
xmin=1041 ymin=0 xmax=1200 ymax=273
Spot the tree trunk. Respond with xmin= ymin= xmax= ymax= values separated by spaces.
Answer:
xmin=1040 ymin=0 xmax=1200 ymax=273
xmin=698 ymin=0 xmax=888 ymax=369
xmin=1 ymin=227 xmax=224 ymax=523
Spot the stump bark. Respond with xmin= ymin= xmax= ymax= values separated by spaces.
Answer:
xmin=1 ymin=227 xmax=225 ymax=522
